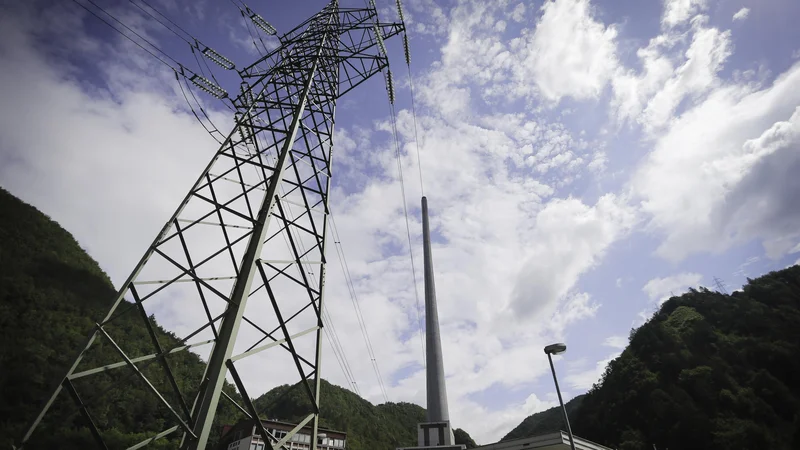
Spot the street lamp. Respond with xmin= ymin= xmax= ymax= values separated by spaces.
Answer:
xmin=544 ymin=343 xmax=576 ymax=450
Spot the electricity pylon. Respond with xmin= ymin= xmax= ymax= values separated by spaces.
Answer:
xmin=17 ymin=2 xmax=403 ymax=449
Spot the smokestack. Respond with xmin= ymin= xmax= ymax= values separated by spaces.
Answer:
xmin=421 ymin=196 xmax=450 ymax=423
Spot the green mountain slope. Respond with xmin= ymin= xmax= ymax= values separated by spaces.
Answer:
xmin=573 ymin=268 xmax=800 ymax=449
xmin=252 ymin=379 xmax=476 ymax=450
xmin=501 ymin=395 xmax=584 ymax=441
xmin=0 ymin=187 xmax=242 ymax=448
xmin=503 ymin=267 xmax=800 ymax=449
xmin=453 ymin=427 xmax=477 ymax=448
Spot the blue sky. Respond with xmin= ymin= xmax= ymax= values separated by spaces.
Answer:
xmin=2 ymin=0 xmax=800 ymax=444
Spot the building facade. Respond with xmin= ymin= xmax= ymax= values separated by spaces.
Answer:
xmin=218 ymin=419 xmax=347 ymax=450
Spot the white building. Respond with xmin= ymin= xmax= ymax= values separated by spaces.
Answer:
xmin=218 ymin=419 xmax=346 ymax=450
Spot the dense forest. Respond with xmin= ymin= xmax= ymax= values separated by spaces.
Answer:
xmin=505 ymin=266 xmax=800 ymax=449
xmin=0 ymin=188 xmax=476 ymax=449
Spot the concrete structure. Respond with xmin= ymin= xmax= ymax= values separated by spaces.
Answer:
xmin=422 ymin=196 xmax=450 ymax=425
xmin=474 ymin=432 xmax=614 ymax=450
xmin=217 ymin=419 xmax=346 ymax=450
xmin=398 ymin=197 xmax=462 ymax=449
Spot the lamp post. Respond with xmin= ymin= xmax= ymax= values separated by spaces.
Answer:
xmin=544 ymin=343 xmax=576 ymax=450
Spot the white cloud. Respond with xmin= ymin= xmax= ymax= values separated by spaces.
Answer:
xmin=642 ymin=272 xmax=703 ymax=304
xmin=633 ymin=64 xmax=800 ymax=261
xmin=613 ymin=19 xmax=732 ymax=133
xmin=603 ymin=335 xmax=627 ymax=349
xmin=510 ymin=195 xmax=636 ymax=320
xmin=641 ymin=22 xmax=732 ymax=133
xmin=511 ymin=3 xmax=526 ymax=22
xmin=512 ymin=0 xmax=619 ymax=102
xmin=662 ymin=0 xmax=709 ymax=28
xmin=732 ymin=7 xmax=750 ymax=22
xmin=564 ymin=351 xmax=619 ymax=390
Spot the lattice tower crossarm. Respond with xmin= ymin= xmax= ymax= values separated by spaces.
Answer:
xmin=16 ymin=2 xmax=403 ymax=450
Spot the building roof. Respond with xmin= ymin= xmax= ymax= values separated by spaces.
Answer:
xmin=474 ymin=432 xmax=614 ymax=450
xmin=215 ymin=418 xmax=348 ymax=450
xmin=220 ymin=418 xmax=346 ymax=439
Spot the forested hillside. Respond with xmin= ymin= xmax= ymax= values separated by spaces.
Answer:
xmin=252 ymin=380 xmax=476 ymax=449
xmin=0 ymin=187 xmax=243 ymax=448
xmin=500 ymin=395 xmax=583 ymax=441
xmin=504 ymin=266 xmax=800 ymax=449
xmin=0 ymin=188 xmax=476 ymax=449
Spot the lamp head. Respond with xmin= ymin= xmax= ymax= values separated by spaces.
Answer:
xmin=544 ymin=343 xmax=567 ymax=355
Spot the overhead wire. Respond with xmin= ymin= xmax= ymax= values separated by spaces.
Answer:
xmin=229 ymin=0 xmax=275 ymax=55
xmin=329 ymin=212 xmax=390 ymax=403
xmin=387 ymin=100 xmax=427 ymax=366
xmin=370 ymin=0 xmax=428 ymax=368
xmin=71 ymin=0 xmax=230 ymax=143
xmin=69 ymin=0 xmax=175 ymax=70
xmin=176 ymin=74 xmax=223 ymax=144
xmin=125 ymin=0 xmax=236 ymax=113
xmin=404 ymin=49 xmax=426 ymax=196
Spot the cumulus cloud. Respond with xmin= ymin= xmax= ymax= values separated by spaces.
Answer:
xmin=662 ymin=0 xmax=709 ymax=28
xmin=632 ymin=65 xmax=800 ymax=261
xmin=640 ymin=22 xmax=732 ymax=133
xmin=643 ymin=272 xmax=703 ymax=304
xmin=613 ymin=18 xmax=732 ymax=132
xmin=512 ymin=0 xmax=619 ymax=102
xmin=732 ymin=7 xmax=750 ymax=22
xmin=510 ymin=3 xmax=526 ymax=22
xmin=510 ymin=194 xmax=636 ymax=320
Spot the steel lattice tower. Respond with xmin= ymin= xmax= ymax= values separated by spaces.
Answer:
xmin=18 ymin=2 xmax=403 ymax=449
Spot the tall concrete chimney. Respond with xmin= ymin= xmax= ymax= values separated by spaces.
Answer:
xmin=421 ymin=196 xmax=450 ymax=423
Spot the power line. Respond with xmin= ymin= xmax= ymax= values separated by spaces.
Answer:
xmin=396 ymin=0 xmax=426 ymax=197
xmin=70 ymin=0 xmax=175 ymax=70
xmin=80 ymin=0 xmax=183 ymax=68
xmin=388 ymin=100 xmax=427 ymax=367
xmin=329 ymin=212 xmax=390 ymax=403
xmin=370 ymin=0 xmax=427 ymax=372
xmin=125 ymin=0 xmax=236 ymax=113
xmin=71 ymin=0 xmax=230 ymax=143
xmin=175 ymin=72 xmax=224 ymax=144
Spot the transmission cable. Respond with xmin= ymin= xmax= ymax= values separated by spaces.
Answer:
xmin=70 ymin=0 xmax=175 ymax=70
xmin=125 ymin=0 xmax=237 ymax=113
xmin=176 ymin=74 xmax=224 ymax=144
xmin=367 ymin=0 xmax=427 ymax=368
xmin=229 ymin=0 xmax=277 ymax=55
xmin=330 ymin=212 xmax=390 ymax=402
xmin=387 ymin=100 xmax=427 ymax=365
xmin=71 ymin=0 xmax=230 ymax=144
